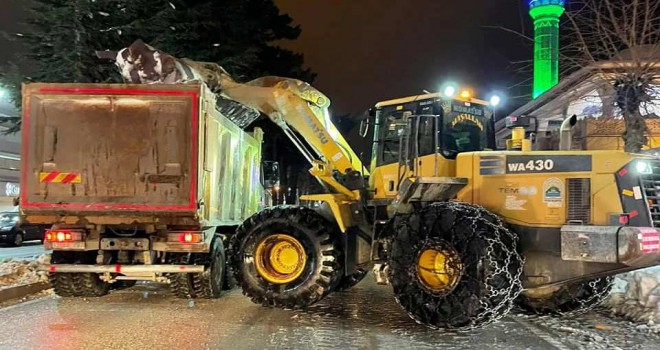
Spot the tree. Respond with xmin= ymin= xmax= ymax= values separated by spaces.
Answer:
xmin=0 ymin=0 xmax=314 ymax=131
xmin=564 ymin=0 xmax=660 ymax=152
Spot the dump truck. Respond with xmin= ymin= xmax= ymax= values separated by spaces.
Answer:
xmin=22 ymin=82 xmax=264 ymax=298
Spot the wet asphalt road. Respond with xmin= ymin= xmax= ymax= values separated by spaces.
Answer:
xmin=0 ymin=278 xmax=657 ymax=350
xmin=0 ymin=242 xmax=47 ymax=260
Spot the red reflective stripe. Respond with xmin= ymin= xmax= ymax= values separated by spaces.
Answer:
xmin=179 ymin=266 xmax=186 ymax=270
xmin=60 ymin=173 xmax=78 ymax=184
xmin=38 ymin=88 xmax=197 ymax=97
xmin=49 ymin=265 xmax=56 ymax=272
xmin=618 ymin=168 xmax=628 ymax=176
xmin=42 ymin=171 xmax=60 ymax=183
xmin=630 ymin=210 xmax=639 ymax=218
xmin=24 ymin=88 xmax=199 ymax=211
xmin=115 ymin=265 xmax=121 ymax=273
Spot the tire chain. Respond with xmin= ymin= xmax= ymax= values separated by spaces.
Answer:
xmin=558 ymin=277 xmax=614 ymax=317
xmin=391 ymin=202 xmax=524 ymax=331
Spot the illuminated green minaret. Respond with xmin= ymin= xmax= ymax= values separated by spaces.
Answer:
xmin=529 ymin=0 xmax=566 ymax=98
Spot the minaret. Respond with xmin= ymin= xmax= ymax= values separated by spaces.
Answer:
xmin=529 ymin=0 xmax=566 ymax=98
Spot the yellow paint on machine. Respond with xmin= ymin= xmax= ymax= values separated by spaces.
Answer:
xmin=622 ymin=189 xmax=634 ymax=197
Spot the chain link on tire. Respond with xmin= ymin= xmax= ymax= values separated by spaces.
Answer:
xmin=517 ymin=276 xmax=614 ymax=316
xmin=388 ymin=202 xmax=523 ymax=330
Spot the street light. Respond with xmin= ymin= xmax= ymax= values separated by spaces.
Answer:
xmin=490 ymin=95 xmax=502 ymax=107
xmin=443 ymin=85 xmax=456 ymax=98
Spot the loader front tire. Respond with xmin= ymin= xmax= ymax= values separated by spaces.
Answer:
xmin=517 ymin=277 xmax=613 ymax=316
xmin=229 ymin=206 xmax=342 ymax=309
xmin=389 ymin=202 xmax=523 ymax=330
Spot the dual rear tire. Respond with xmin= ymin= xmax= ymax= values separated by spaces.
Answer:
xmin=49 ymin=251 xmax=111 ymax=297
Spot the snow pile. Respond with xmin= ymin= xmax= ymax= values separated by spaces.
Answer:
xmin=0 ymin=254 xmax=50 ymax=290
xmin=604 ymin=266 xmax=660 ymax=323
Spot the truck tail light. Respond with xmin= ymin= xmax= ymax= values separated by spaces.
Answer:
xmin=167 ymin=232 xmax=204 ymax=244
xmin=45 ymin=230 xmax=83 ymax=242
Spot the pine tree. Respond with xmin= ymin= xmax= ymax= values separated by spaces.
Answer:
xmin=0 ymin=0 xmax=314 ymax=131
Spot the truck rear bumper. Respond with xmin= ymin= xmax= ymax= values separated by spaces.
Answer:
xmin=40 ymin=264 xmax=205 ymax=274
xmin=561 ymin=225 xmax=660 ymax=266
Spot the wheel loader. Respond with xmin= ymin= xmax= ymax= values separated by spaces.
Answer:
xmin=89 ymin=41 xmax=660 ymax=330
xmin=220 ymin=77 xmax=660 ymax=330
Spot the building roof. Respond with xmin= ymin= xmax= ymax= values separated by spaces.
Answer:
xmin=496 ymin=55 xmax=660 ymax=135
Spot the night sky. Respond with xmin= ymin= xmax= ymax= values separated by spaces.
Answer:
xmin=1 ymin=0 xmax=534 ymax=116
xmin=274 ymin=0 xmax=534 ymax=116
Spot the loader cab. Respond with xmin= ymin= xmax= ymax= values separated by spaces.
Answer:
xmin=368 ymin=93 xmax=495 ymax=197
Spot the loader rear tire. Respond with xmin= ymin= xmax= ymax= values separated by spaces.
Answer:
xmin=228 ymin=206 xmax=342 ymax=309
xmin=389 ymin=202 xmax=523 ymax=330
xmin=517 ymin=277 xmax=613 ymax=316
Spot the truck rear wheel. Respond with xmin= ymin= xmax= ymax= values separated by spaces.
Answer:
xmin=388 ymin=202 xmax=523 ymax=330
xmin=49 ymin=251 xmax=111 ymax=298
xmin=168 ymin=236 xmax=226 ymax=299
xmin=517 ymin=277 xmax=613 ymax=316
xmin=228 ymin=206 xmax=342 ymax=309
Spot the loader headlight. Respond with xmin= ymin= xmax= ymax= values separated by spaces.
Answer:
xmin=636 ymin=160 xmax=653 ymax=174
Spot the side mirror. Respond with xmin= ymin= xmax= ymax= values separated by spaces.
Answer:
xmin=359 ymin=118 xmax=370 ymax=138
xmin=261 ymin=161 xmax=280 ymax=188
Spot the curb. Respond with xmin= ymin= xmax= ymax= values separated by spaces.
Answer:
xmin=0 ymin=282 xmax=50 ymax=303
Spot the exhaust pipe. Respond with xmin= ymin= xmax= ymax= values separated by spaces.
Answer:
xmin=559 ymin=115 xmax=577 ymax=151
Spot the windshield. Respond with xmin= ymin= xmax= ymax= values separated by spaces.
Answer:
xmin=441 ymin=101 xmax=493 ymax=158
xmin=0 ymin=212 xmax=18 ymax=223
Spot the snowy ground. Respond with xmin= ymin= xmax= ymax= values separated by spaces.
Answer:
xmin=604 ymin=266 xmax=660 ymax=323
xmin=0 ymin=254 xmax=49 ymax=290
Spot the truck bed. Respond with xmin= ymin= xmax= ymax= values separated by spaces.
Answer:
xmin=21 ymin=83 xmax=199 ymax=217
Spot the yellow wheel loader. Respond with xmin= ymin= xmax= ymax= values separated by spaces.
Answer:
xmin=180 ymin=63 xmax=660 ymax=329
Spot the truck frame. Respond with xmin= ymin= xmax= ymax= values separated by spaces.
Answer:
xmin=22 ymin=82 xmax=263 ymax=298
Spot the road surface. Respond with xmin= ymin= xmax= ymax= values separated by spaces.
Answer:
xmin=0 ymin=278 xmax=657 ymax=350
xmin=0 ymin=242 xmax=47 ymax=260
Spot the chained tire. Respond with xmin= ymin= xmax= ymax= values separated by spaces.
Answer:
xmin=168 ymin=236 xmax=226 ymax=299
xmin=228 ymin=206 xmax=342 ymax=309
xmin=388 ymin=202 xmax=523 ymax=330
xmin=49 ymin=251 xmax=111 ymax=297
xmin=517 ymin=277 xmax=613 ymax=316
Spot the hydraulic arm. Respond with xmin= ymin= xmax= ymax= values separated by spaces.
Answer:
xmin=214 ymin=73 xmax=367 ymax=198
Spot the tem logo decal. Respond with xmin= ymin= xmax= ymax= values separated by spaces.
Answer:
xmin=543 ymin=178 xmax=563 ymax=208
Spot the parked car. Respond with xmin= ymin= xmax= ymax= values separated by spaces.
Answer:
xmin=0 ymin=208 xmax=45 ymax=246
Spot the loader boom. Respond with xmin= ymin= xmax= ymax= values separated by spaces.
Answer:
xmin=217 ymin=75 xmax=367 ymax=198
